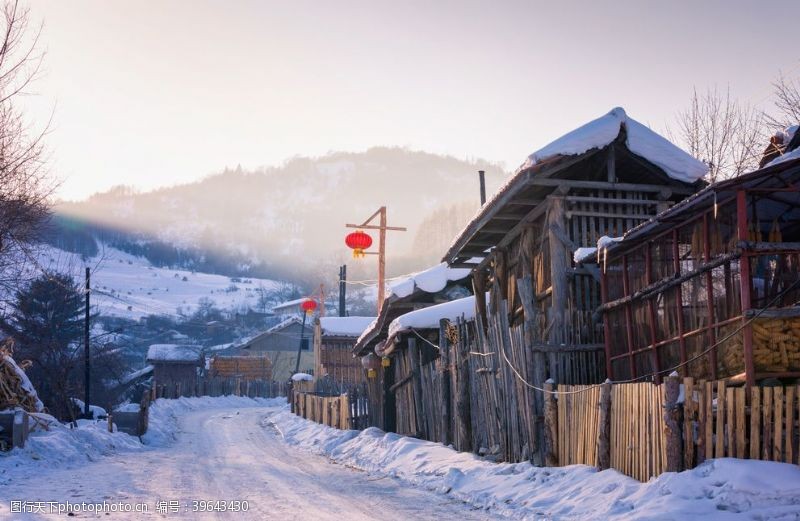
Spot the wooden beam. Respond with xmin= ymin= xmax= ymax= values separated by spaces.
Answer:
xmin=565 ymin=195 xmax=663 ymax=206
xmin=509 ymin=198 xmax=545 ymax=206
xmin=743 ymin=307 xmax=800 ymax=319
xmin=492 ymin=213 xmax=527 ymax=221
xmin=566 ymin=210 xmax=655 ymax=220
xmin=738 ymin=240 xmax=800 ymax=252
xmin=527 ymin=177 xmax=695 ymax=195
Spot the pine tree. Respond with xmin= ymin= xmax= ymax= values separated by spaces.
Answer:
xmin=0 ymin=273 xmax=84 ymax=418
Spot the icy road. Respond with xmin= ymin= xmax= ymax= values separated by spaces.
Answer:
xmin=3 ymin=405 xmax=496 ymax=520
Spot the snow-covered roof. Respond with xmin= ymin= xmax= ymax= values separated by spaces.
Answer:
xmin=387 ymin=296 xmax=476 ymax=340
xmin=319 ymin=316 xmax=376 ymax=337
xmin=146 ymin=344 xmax=203 ymax=363
xmin=120 ymin=364 xmax=154 ymax=385
xmin=767 ymin=144 xmax=800 ymax=168
xmin=388 ymin=263 xmax=471 ymax=299
xmin=267 ymin=315 xmax=308 ymax=333
xmin=521 ymin=107 xmax=709 ymax=183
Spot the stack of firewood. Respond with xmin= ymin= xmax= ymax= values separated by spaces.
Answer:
xmin=0 ymin=343 xmax=42 ymax=413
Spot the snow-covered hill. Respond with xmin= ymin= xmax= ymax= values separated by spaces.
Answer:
xmin=36 ymin=245 xmax=283 ymax=320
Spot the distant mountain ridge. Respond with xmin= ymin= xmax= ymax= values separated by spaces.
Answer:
xmin=49 ymin=148 xmax=507 ymax=285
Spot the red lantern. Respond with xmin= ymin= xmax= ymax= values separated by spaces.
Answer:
xmin=300 ymin=299 xmax=317 ymax=314
xmin=345 ymin=230 xmax=373 ymax=258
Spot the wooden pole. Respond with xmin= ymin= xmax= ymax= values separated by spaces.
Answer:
xmin=439 ymin=319 xmax=452 ymax=446
xmin=597 ymin=381 xmax=612 ymax=470
xmin=544 ymin=382 xmax=558 ymax=467
xmin=454 ymin=320 xmax=472 ymax=452
xmin=736 ymin=190 xmax=756 ymax=388
xmin=378 ymin=206 xmax=387 ymax=312
xmin=664 ymin=374 xmax=683 ymax=472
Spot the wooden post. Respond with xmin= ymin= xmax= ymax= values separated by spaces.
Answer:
xmin=378 ymin=206 xmax=387 ymax=310
xmin=544 ymin=382 xmax=558 ymax=467
xmin=547 ymin=197 xmax=568 ymax=346
xmin=439 ymin=318 xmax=452 ymax=446
xmin=108 ymin=414 xmax=113 ymax=433
xmin=664 ymin=374 xmax=683 ymax=472
xmin=736 ymin=190 xmax=756 ymax=388
xmin=597 ymin=380 xmax=612 ymax=470
xmin=409 ymin=337 xmax=425 ymax=437
xmin=454 ymin=320 xmax=472 ymax=452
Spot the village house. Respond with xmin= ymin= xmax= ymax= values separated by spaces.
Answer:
xmin=146 ymin=344 xmax=204 ymax=397
xmin=236 ymin=317 xmax=314 ymax=380
xmin=313 ymin=316 xmax=375 ymax=387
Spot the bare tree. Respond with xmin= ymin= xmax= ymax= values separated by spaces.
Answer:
xmin=671 ymin=87 xmax=766 ymax=183
xmin=767 ymin=71 xmax=800 ymax=129
xmin=0 ymin=1 xmax=52 ymax=298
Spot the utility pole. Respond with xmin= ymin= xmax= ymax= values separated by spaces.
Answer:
xmin=345 ymin=206 xmax=406 ymax=312
xmin=84 ymin=267 xmax=91 ymax=419
xmin=294 ymin=311 xmax=308 ymax=375
xmin=338 ymin=265 xmax=347 ymax=317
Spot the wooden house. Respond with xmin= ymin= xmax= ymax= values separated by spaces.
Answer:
xmin=146 ymin=344 xmax=203 ymax=396
xmin=595 ymin=145 xmax=800 ymax=387
xmin=313 ymin=316 xmax=375 ymax=387
xmin=236 ymin=317 xmax=314 ymax=380
xmin=352 ymin=262 xmax=473 ymax=430
xmin=440 ymin=107 xmax=708 ymax=463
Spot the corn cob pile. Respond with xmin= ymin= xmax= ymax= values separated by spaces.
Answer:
xmin=720 ymin=318 xmax=800 ymax=374
xmin=0 ymin=345 xmax=43 ymax=413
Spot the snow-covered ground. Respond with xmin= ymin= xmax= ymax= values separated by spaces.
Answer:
xmin=36 ymin=245 xmax=281 ymax=319
xmin=2 ymin=397 xmax=799 ymax=519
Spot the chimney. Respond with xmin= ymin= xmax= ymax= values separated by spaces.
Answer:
xmin=478 ymin=170 xmax=486 ymax=206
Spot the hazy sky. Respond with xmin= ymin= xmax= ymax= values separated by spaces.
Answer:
xmin=22 ymin=0 xmax=800 ymax=200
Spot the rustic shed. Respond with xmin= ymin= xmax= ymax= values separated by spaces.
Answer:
xmin=596 ymin=144 xmax=800 ymax=387
xmin=209 ymin=355 xmax=272 ymax=380
xmin=313 ymin=316 xmax=375 ymax=386
xmin=146 ymin=344 xmax=203 ymax=395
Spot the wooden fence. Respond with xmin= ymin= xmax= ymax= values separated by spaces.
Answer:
xmin=151 ymin=377 xmax=288 ymax=400
xmin=290 ymin=384 xmax=372 ymax=431
xmin=548 ymin=377 xmax=800 ymax=481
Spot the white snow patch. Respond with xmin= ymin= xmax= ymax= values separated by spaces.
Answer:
xmin=291 ymin=372 xmax=313 ymax=382
xmin=766 ymin=144 xmax=800 ymax=167
xmin=573 ymin=247 xmax=598 ymax=264
xmin=523 ymin=107 xmax=708 ymax=183
xmin=387 ymin=296 xmax=476 ymax=339
xmin=388 ymin=263 xmax=471 ymax=299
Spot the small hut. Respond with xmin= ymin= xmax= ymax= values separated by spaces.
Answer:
xmin=353 ymin=262 xmax=473 ymax=430
xmin=146 ymin=344 xmax=203 ymax=396
xmin=313 ymin=316 xmax=375 ymax=387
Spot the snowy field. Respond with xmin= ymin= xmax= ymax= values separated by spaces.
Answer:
xmin=2 ymin=397 xmax=799 ymax=519
xmin=36 ymin=245 xmax=281 ymax=319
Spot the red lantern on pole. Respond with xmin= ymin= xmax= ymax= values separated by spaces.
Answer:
xmin=300 ymin=299 xmax=317 ymax=315
xmin=345 ymin=230 xmax=373 ymax=259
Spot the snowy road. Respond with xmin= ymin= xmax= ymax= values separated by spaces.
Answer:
xmin=2 ymin=405 xmax=498 ymax=520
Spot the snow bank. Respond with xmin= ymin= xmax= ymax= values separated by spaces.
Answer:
xmin=522 ymin=107 xmax=709 ymax=183
xmin=319 ymin=316 xmax=376 ymax=337
xmin=387 ymin=296 xmax=475 ymax=339
xmin=70 ymin=398 xmax=108 ymax=419
xmin=291 ymin=372 xmax=313 ymax=382
xmin=269 ymin=410 xmax=800 ymax=520
xmin=388 ymin=263 xmax=471 ymax=299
